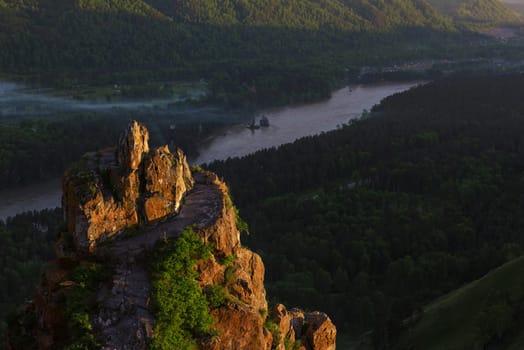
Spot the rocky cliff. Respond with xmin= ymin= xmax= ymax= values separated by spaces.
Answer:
xmin=6 ymin=121 xmax=336 ymax=350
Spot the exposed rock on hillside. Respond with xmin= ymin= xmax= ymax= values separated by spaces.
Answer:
xmin=271 ymin=304 xmax=336 ymax=350
xmin=6 ymin=121 xmax=336 ymax=350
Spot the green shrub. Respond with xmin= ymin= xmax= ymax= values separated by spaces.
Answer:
xmin=220 ymin=254 xmax=236 ymax=266
xmin=149 ymin=228 xmax=215 ymax=350
xmin=233 ymin=206 xmax=250 ymax=235
xmin=224 ymin=266 xmax=236 ymax=286
xmin=264 ymin=319 xmax=282 ymax=347
xmin=206 ymin=285 xmax=227 ymax=309
xmin=284 ymin=336 xmax=303 ymax=350
xmin=63 ymin=263 xmax=108 ymax=350
xmin=293 ymin=339 xmax=303 ymax=350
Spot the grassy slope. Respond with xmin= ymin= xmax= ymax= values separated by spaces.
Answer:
xmin=396 ymin=255 xmax=524 ymax=350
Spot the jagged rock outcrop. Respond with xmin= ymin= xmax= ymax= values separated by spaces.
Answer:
xmin=117 ymin=120 xmax=149 ymax=171
xmin=271 ymin=304 xmax=337 ymax=350
xmin=144 ymin=146 xmax=193 ymax=221
xmin=62 ymin=120 xmax=194 ymax=252
xmin=6 ymin=121 xmax=336 ymax=350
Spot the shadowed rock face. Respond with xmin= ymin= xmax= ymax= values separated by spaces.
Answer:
xmin=62 ymin=120 xmax=194 ymax=252
xmin=7 ymin=123 xmax=336 ymax=350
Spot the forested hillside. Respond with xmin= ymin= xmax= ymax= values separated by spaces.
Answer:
xmin=0 ymin=0 xmax=508 ymax=106
xmin=143 ymin=0 xmax=450 ymax=30
xmin=208 ymin=74 xmax=524 ymax=347
xmin=0 ymin=209 xmax=61 ymax=344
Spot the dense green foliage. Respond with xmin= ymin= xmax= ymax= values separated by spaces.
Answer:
xmin=208 ymin=74 xmax=524 ymax=346
xmin=145 ymin=0 xmax=450 ymax=30
xmin=0 ymin=209 xmax=62 ymax=347
xmin=63 ymin=263 xmax=109 ymax=350
xmin=149 ymin=228 xmax=214 ymax=350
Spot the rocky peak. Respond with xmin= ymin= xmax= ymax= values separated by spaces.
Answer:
xmin=7 ymin=122 xmax=336 ymax=350
xmin=117 ymin=120 xmax=150 ymax=171
xmin=62 ymin=120 xmax=193 ymax=252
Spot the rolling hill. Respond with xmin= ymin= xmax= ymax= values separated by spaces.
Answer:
xmin=396 ymin=255 xmax=524 ymax=349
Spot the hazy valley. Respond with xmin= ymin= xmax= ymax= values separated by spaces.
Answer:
xmin=3 ymin=0 xmax=524 ymax=349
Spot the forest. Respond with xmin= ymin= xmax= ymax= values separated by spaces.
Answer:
xmin=0 ymin=209 xmax=62 ymax=343
xmin=207 ymin=74 xmax=524 ymax=347
xmin=0 ymin=0 xmax=520 ymax=107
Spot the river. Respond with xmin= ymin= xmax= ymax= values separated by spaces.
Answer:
xmin=0 ymin=81 xmax=422 ymax=221
xmin=194 ymin=82 xmax=420 ymax=164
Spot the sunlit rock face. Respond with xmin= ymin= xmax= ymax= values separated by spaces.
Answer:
xmin=271 ymin=304 xmax=337 ymax=350
xmin=62 ymin=120 xmax=193 ymax=252
xmin=144 ymin=146 xmax=194 ymax=221
xmin=117 ymin=120 xmax=149 ymax=171
xmin=195 ymin=173 xmax=336 ymax=350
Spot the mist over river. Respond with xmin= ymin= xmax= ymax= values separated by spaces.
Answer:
xmin=0 ymin=81 xmax=206 ymax=117
xmin=0 ymin=81 xmax=422 ymax=220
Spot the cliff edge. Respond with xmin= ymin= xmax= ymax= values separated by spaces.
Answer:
xmin=5 ymin=121 xmax=336 ymax=350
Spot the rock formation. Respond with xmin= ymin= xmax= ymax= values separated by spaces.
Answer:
xmin=271 ymin=304 xmax=337 ymax=350
xmin=62 ymin=120 xmax=194 ymax=252
xmin=6 ymin=121 xmax=336 ymax=350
